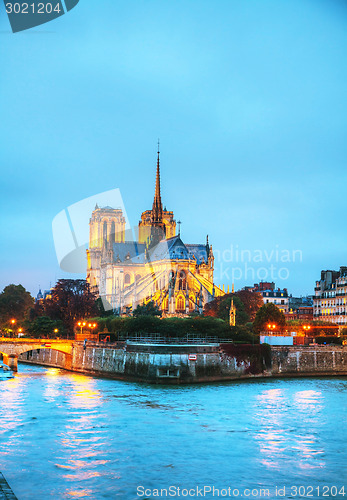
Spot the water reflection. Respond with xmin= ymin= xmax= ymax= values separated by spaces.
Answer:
xmin=0 ymin=376 xmax=26 ymax=443
xmin=254 ymin=385 xmax=325 ymax=473
xmin=0 ymin=367 xmax=345 ymax=500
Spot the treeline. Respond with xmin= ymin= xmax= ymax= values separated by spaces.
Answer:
xmin=91 ymin=315 xmax=256 ymax=343
xmin=0 ymin=280 xmax=344 ymax=343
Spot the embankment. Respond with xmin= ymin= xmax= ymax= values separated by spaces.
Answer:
xmin=18 ymin=343 xmax=347 ymax=383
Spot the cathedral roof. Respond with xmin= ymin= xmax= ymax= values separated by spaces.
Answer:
xmin=186 ymin=244 xmax=209 ymax=265
xmin=112 ymin=241 xmax=146 ymax=263
xmin=111 ymin=236 xmax=209 ymax=264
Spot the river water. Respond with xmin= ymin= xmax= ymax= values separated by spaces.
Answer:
xmin=0 ymin=364 xmax=346 ymax=500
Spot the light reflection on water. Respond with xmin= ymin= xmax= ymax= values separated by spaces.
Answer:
xmin=0 ymin=365 xmax=346 ymax=499
xmin=254 ymin=387 xmax=326 ymax=473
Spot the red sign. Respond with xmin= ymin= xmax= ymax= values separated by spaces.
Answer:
xmin=45 ymin=343 xmax=51 ymax=347
xmin=188 ymin=354 xmax=197 ymax=361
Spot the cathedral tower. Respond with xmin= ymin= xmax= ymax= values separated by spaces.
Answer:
xmin=87 ymin=205 xmax=126 ymax=291
xmin=138 ymin=145 xmax=176 ymax=245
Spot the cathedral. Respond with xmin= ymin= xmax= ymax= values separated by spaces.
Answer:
xmin=86 ymin=148 xmax=225 ymax=315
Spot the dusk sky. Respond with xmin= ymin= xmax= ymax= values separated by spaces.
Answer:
xmin=0 ymin=0 xmax=346 ymax=298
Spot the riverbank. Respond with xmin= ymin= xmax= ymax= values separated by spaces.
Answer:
xmin=18 ymin=343 xmax=347 ymax=384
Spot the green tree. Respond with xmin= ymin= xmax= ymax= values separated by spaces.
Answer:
xmin=0 ymin=284 xmax=34 ymax=325
xmin=133 ymin=301 xmax=162 ymax=317
xmin=95 ymin=297 xmax=114 ymax=317
xmin=43 ymin=279 xmax=98 ymax=336
xmin=253 ymin=303 xmax=286 ymax=334
xmin=25 ymin=316 xmax=66 ymax=338
xmin=204 ymin=293 xmax=249 ymax=325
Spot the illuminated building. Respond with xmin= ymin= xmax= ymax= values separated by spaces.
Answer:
xmin=86 ymin=148 xmax=225 ymax=315
xmin=313 ymin=267 xmax=347 ymax=325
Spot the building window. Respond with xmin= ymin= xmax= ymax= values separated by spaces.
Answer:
xmin=162 ymin=297 xmax=168 ymax=311
xmin=103 ymin=221 xmax=107 ymax=242
xmin=177 ymin=296 xmax=185 ymax=311
xmin=110 ymin=221 xmax=115 ymax=243
xmin=178 ymin=271 xmax=186 ymax=290
xmin=124 ymin=274 xmax=131 ymax=284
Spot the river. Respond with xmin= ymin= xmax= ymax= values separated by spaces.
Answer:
xmin=0 ymin=364 xmax=346 ymax=499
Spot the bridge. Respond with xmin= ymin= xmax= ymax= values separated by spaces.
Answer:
xmin=0 ymin=338 xmax=74 ymax=372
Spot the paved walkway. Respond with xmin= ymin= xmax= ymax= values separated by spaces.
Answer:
xmin=0 ymin=473 xmax=17 ymax=500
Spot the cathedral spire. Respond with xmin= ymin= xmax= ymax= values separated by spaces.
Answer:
xmin=152 ymin=140 xmax=163 ymax=223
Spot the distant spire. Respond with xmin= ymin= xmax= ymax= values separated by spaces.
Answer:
xmin=152 ymin=140 xmax=163 ymax=223
xmin=177 ymin=220 xmax=182 ymax=236
xmin=229 ymin=298 xmax=236 ymax=326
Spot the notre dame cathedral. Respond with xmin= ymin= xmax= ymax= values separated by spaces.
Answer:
xmin=86 ymin=148 xmax=225 ymax=315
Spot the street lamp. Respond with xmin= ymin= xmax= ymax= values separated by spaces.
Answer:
xmin=267 ymin=323 xmax=276 ymax=332
xmin=10 ymin=319 xmax=16 ymax=338
xmin=77 ymin=321 xmax=86 ymax=335
xmin=303 ymin=325 xmax=311 ymax=333
xmin=18 ymin=327 xmax=23 ymax=338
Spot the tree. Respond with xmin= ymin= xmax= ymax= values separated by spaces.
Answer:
xmin=204 ymin=293 xmax=249 ymax=325
xmin=0 ymin=284 xmax=34 ymax=324
xmin=133 ymin=301 xmax=162 ymax=317
xmin=253 ymin=303 xmax=286 ymax=334
xmin=43 ymin=279 xmax=98 ymax=336
xmin=95 ymin=297 xmax=115 ymax=317
xmin=234 ymin=290 xmax=263 ymax=322
xmin=25 ymin=316 xmax=66 ymax=338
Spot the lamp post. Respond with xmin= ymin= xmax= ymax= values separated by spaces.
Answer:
xmin=267 ymin=323 xmax=276 ymax=333
xmin=87 ymin=323 xmax=97 ymax=339
xmin=10 ymin=319 xmax=16 ymax=338
xmin=77 ymin=321 xmax=86 ymax=336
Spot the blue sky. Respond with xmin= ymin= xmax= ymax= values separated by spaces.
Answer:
xmin=0 ymin=0 xmax=346 ymax=297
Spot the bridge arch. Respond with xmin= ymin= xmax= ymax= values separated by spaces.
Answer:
xmin=0 ymin=340 xmax=74 ymax=372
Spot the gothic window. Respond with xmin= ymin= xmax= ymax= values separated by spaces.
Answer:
xmin=177 ymin=296 xmax=185 ymax=312
xmin=124 ymin=274 xmax=131 ymax=284
xmin=178 ymin=271 xmax=186 ymax=290
xmin=168 ymin=271 xmax=175 ymax=288
xmin=103 ymin=221 xmax=108 ymax=243
xmin=110 ymin=221 xmax=116 ymax=243
xmin=135 ymin=274 xmax=141 ymax=282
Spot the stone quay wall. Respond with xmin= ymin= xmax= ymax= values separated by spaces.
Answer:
xmin=18 ymin=343 xmax=347 ymax=383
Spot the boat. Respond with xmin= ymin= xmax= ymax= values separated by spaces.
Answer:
xmin=0 ymin=363 xmax=14 ymax=380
